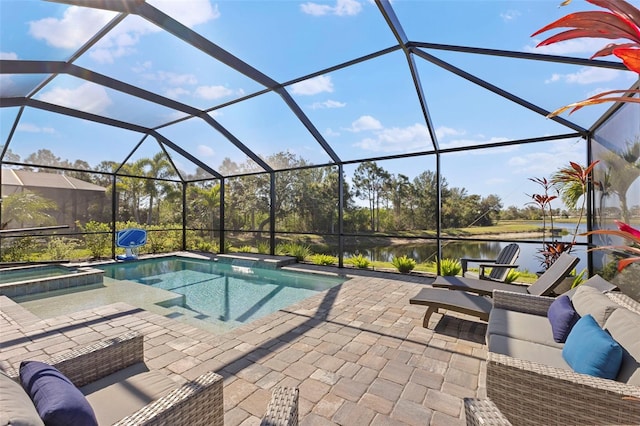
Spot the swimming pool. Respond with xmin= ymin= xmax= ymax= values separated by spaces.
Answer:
xmin=97 ymin=256 xmax=346 ymax=332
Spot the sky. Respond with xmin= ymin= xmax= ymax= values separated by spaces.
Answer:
xmin=1 ymin=0 xmax=639 ymax=210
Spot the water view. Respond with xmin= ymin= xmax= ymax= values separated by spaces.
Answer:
xmin=345 ymin=222 xmax=588 ymax=274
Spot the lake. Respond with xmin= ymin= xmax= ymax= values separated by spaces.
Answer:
xmin=344 ymin=222 xmax=589 ymax=274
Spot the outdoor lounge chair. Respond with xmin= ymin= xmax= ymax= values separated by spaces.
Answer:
xmin=432 ymin=252 xmax=579 ymax=297
xmin=1 ymin=332 xmax=299 ymax=426
xmin=460 ymin=243 xmax=520 ymax=282
xmin=409 ymin=252 xmax=579 ymax=327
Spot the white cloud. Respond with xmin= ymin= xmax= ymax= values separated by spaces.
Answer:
xmin=154 ymin=71 xmax=198 ymax=86
xmin=325 ymin=128 xmax=340 ymax=137
xmin=353 ymin=123 xmax=430 ymax=152
xmin=197 ymin=144 xmax=215 ymax=157
xmin=544 ymin=67 xmax=621 ymax=85
xmin=290 ymin=75 xmax=334 ymax=95
xmin=435 ymin=126 xmax=465 ymax=140
xmin=507 ymin=140 xmax=583 ymax=176
xmin=586 ymin=87 xmax=614 ymax=97
xmin=301 ymin=0 xmax=362 ymax=16
xmin=147 ymin=0 xmax=220 ymax=26
xmin=88 ymin=15 xmax=156 ymax=63
xmin=347 ymin=115 xmax=383 ymax=132
xmin=194 ymin=85 xmax=234 ymax=100
xmin=37 ymin=82 xmax=112 ymax=114
xmin=1 ymin=52 xmax=18 ymax=60
xmin=28 ymin=6 xmax=115 ymax=50
xmin=16 ymin=123 xmax=55 ymax=134
xmin=165 ymin=87 xmax=190 ymax=98
xmin=310 ymin=99 xmax=346 ymax=109
xmin=500 ymin=10 xmax=521 ymax=21
xmin=525 ymin=38 xmax=609 ymax=55
xmin=30 ymin=1 xmax=219 ymax=64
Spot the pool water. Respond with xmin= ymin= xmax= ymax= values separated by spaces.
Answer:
xmin=97 ymin=257 xmax=346 ymax=330
xmin=0 ymin=265 xmax=78 ymax=284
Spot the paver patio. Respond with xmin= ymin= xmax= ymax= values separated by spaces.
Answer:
xmin=0 ymin=266 xmax=488 ymax=425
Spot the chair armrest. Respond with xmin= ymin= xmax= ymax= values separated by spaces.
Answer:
xmin=487 ymin=352 xmax=640 ymax=426
xmin=464 ymin=398 xmax=512 ymax=426
xmin=460 ymin=257 xmax=497 ymax=274
xmin=114 ymin=371 xmax=224 ymax=426
xmin=41 ymin=332 xmax=143 ymax=387
xmin=492 ymin=290 xmax=554 ymax=316
xmin=261 ymin=387 xmax=299 ymax=426
xmin=478 ymin=263 xmax=519 ymax=279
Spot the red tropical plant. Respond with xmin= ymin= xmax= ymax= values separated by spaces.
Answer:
xmin=583 ymin=220 xmax=640 ymax=271
xmin=532 ymin=0 xmax=640 ymax=116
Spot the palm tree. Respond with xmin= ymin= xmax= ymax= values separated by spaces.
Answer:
xmin=551 ymin=160 xmax=599 ymax=245
xmin=140 ymin=152 xmax=175 ymax=225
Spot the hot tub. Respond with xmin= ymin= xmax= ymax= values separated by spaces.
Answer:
xmin=0 ymin=264 xmax=104 ymax=298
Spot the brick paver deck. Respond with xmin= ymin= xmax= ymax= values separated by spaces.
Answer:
xmin=0 ymin=266 xmax=488 ymax=425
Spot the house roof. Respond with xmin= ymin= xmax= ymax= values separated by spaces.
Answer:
xmin=1 ymin=169 xmax=106 ymax=192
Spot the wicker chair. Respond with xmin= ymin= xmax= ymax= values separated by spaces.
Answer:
xmin=4 ymin=332 xmax=298 ymax=426
xmin=464 ymin=398 xmax=512 ymax=426
xmin=486 ymin=291 xmax=640 ymax=425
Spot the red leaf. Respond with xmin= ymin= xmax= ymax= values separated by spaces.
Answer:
xmin=616 ymin=220 xmax=640 ymax=239
xmin=587 ymin=0 xmax=640 ymax=29
xmin=618 ymin=256 xmax=640 ymax=272
xmin=532 ymin=11 xmax=640 ymax=43
xmin=613 ymin=46 xmax=640 ymax=73
xmin=591 ymin=42 xmax=639 ymax=58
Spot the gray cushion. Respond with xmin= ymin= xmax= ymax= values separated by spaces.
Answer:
xmin=487 ymin=308 xmax=563 ymax=349
xmin=604 ymin=307 xmax=640 ymax=385
xmin=0 ymin=370 xmax=44 ymax=426
xmin=81 ymin=363 xmax=176 ymax=426
xmin=571 ymin=285 xmax=619 ymax=327
xmin=488 ymin=334 xmax=570 ymax=370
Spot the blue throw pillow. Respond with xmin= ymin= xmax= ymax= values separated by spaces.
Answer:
xmin=562 ymin=314 xmax=623 ymax=380
xmin=547 ymin=295 xmax=580 ymax=343
xmin=20 ymin=361 xmax=98 ymax=426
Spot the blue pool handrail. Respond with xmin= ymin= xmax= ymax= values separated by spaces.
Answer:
xmin=116 ymin=228 xmax=147 ymax=261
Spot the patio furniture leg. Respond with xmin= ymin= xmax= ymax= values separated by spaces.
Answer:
xmin=423 ymin=306 xmax=437 ymax=327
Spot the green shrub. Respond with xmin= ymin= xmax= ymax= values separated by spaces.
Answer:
xmin=439 ymin=258 xmax=462 ymax=276
xmin=349 ymin=254 xmax=371 ymax=269
xmin=46 ymin=237 xmax=78 ymax=261
xmin=392 ymin=255 xmax=416 ymax=273
xmin=82 ymin=221 xmax=111 ymax=259
xmin=257 ymin=241 xmax=270 ymax=254
xmin=1 ymin=236 xmax=37 ymax=262
xmin=276 ymin=242 xmax=312 ymax=261
xmin=236 ymin=245 xmax=254 ymax=253
xmin=311 ymin=254 xmax=337 ymax=265
xmin=571 ymin=268 xmax=587 ymax=288
xmin=504 ymin=269 xmax=521 ymax=283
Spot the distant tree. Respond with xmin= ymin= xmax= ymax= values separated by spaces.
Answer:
xmin=352 ymin=161 xmax=390 ymax=232
xmin=412 ymin=170 xmax=446 ymax=230
xmin=1 ymin=191 xmax=57 ymax=229
xmin=2 ymin=148 xmax=20 ymax=163
xmin=22 ymin=149 xmax=64 ymax=171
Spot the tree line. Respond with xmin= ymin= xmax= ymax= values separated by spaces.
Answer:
xmin=3 ymin=148 xmax=509 ymax=233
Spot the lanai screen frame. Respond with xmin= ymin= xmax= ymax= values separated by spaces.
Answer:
xmin=1 ymin=0 xmax=637 ymax=273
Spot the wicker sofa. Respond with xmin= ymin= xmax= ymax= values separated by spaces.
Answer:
xmin=0 ymin=332 xmax=298 ymax=426
xmin=481 ymin=283 xmax=640 ymax=425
